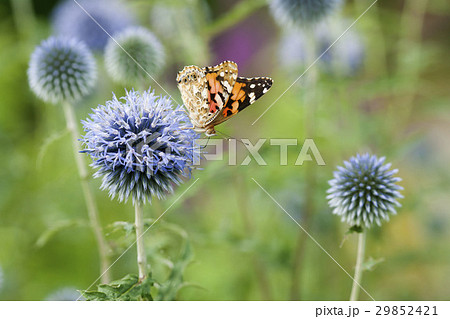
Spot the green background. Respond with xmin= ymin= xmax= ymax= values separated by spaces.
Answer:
xmin=0 ymin=0 xmax=449 ymax=300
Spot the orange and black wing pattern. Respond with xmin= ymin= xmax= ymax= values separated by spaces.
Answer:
xmin=177 ymin=60 xmax=272 ymax=134
xmin=221 ymin=76 xmax=273 ymax=119
xmin=203 ymin=61 xmax=237 ymax=117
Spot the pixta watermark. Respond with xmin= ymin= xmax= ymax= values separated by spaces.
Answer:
xmin=194 ymin=138 xmax=325 ymax=166
xmin=128 ymin=133 xmax=325 ymax=167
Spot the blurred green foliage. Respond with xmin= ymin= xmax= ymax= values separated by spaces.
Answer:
xmin=0 ymin=0 xmax=449 ymax=300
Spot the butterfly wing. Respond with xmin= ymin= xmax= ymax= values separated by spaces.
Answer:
xmin=177 ymin=61 xmax=238 ymax=133
xmin=210 ymin=76 xmax=273 ymax=126
xmin=203 ymin=61 xmax=238 ymax=124
xmin=176 ymin=65 xmax=210 ymax=128
xmin=177 ymin=61 xmax=272 ymax=135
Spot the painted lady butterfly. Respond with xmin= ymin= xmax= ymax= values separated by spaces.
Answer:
xmin=177 ymin=61 xmax=273 ymax=136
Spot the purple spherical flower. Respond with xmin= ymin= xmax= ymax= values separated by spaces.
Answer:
xmin=82 ymin=89 xmax=199 ymax=204
xmin=28 ymin=36 xmax=96 ymax=104
xmin=327 ymin=154 xmax=403 ymax=228
xmin=104 ymin=27 xmax=165 ymax=85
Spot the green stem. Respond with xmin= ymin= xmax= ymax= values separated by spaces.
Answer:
xmin=291 ymin=32 xmax=318 ymax=300
xmin=139 ymin=80 xmax=148 ymax=93
xmin=203 ymin=0 xmax=266 ymax=38
xmin=62 ymin=101 xmax=111 ymax=284
xmin=236 ymin=176 xmax=272 ymax=300
xmin=10 ymin=0 xmax=36 ymax=40
xmin=303 ymin=31 xmax=318 ymax=137
xmin=396 ymin=0 xmax=429 ymax=125
xmin=134 ymin=202 xmax=147 ymax=281
xmin=350 ymin=231 xmax=366 ymax=301
xmin=397 ymin=0 xmax=428 ymax=72
xmin=353 ymin=1 xmax=388 ymax=77
xmin=353 ymin=1 xmax=396 ymax=135
xmin=290 ymin=205 xmax=312 ymax=300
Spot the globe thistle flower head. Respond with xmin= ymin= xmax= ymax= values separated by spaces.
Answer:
xmin=327 ymin=154 xmax=403 ymax=228
xmin=28 ymin=36 xmax=97 ymax=104
xmin=270 ymin=0 xmax=342 ymax=28
xmin=82 ymin=89 xmax=199 ymax=204
xmin=315 ymin=21 xmax=365 ymax=75
xmin=105 ymin=27 xmax=165 ymax=85
xmin=279 ymin=21 xmax=364 ymax=76
xmin=52 ymin=0 xmax=135 ymax=51
xmin=278 ymin=29 xmax=308 ymax=75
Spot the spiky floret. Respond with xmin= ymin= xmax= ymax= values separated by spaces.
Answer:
xmin=28 ymin=36 xmax=96 ymax=104
xmin=104 ymin=27 xmax=165 ymax=84
xmin=270 ymin=0 xmax=342 ymax=28
xmin=81 ymin=89 xmax=199 ymax=204
xmin=327 ymin=153 xmax=403 ymax=228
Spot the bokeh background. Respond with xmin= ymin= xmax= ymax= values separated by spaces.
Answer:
xmin=0 ymin=0 xmax=449 ymax=300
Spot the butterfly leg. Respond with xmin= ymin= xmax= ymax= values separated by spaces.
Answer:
xmin=180 ymin=107 xmax=190 ymax=116
xmin=205 ymin=127 xmax=217 ymax=136
xmin=200 ymin=136 xmax=211 ymax=150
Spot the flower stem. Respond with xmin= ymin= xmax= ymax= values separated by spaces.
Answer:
xmin=236 ymin=175 xmax=272 ymax=300
xmin=10 ymin=0 xmax=36 ymax=40
xmin=62 ymin=101 xmax=111 ymax=284
xmin=290 ymin=31 xmax=318 ymax=300
xmin=396 ymin=0 xmax=429 ymax=126
xmin=350 ymin=231 xmax=366 ymax=301
xmin=203 ymin=0 xmax=266 ymax=38
xmin=353 ymin=1 xmax=388 ymax=78
xmin=134 ymin=201 xmax=147 ymax=281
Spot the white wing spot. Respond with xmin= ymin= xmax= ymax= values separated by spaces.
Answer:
xmin=250 ymin=84 xmax=255 ymax=89
xmin=263 ymin=88 xmax=268 ymax=93
xmin=220 ymin=71 xmax=224 ymax=77
xmin=249 ymin=92 xmax=256 ymax=103
xmin=223 ymin=81 xmax=232 ymax=93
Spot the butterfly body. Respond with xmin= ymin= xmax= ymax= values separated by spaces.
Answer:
xmin=177 ymin=61 xmax=272 ymax=136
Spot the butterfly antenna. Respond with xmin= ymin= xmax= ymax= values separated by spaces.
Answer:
xmin=215 ymin=129 xmax=249 ymax=146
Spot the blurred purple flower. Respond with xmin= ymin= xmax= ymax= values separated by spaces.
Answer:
xmin=52 ymin=0 xmax=135 ymax=51
xmin=270 ymin=0 xmax=342 ymax=28
xmin=279 ymin=20 xmax=365 ymax=76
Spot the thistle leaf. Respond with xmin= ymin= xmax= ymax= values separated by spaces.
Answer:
xmin=81 ymin=273 xmax=154 ymax=301
xmin=363 ymin=256 xmax=385 ymax=271
xmin=155 ymin=241 xmax=193 ymax=301
xmin=36 ymin=219 xmax=88 ymax=248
